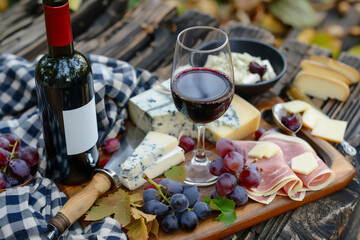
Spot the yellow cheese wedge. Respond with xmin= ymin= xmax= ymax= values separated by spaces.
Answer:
xmin=248 ymin=142 xmax=281 ymax=159
xmin=207 ymin=94 xmax=260 ymax=141
xmin=282 ymin=100 xmax=312 ymax=113
xmin=308 ymin=56 xmax=360 ymax=84
xmin=294 ymin=71 xmax=350 ymax=101
xmin=291 ymin=152 xmax=318 ymax=175
xmin=302 ymin=107 xmax=328 ymax=129
xmin=311 ymin=118 xmax=347 ymax=143
xmin=301 ymin=59 xmax=352 ymax=85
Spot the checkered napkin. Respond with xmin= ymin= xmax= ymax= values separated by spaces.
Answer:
xmin=0 ymin=53 xmax=156 ymax=239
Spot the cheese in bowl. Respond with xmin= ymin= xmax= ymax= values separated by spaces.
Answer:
xmin=205 ymin=52 xmax=276 ymax=85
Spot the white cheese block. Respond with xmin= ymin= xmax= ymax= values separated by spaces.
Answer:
xmin=291 ymin=152 xmax=318 ymax=175
xmin=121 ymin=146 xmax=185 ymax=190
xmin=120 ymin=131 xmax=178 ymax=178
xmin=282 ymin=100 xmax=312 ymax=113
xmin=294 ymin=71 xmax=350 ymax=101
xmin=302 ymin=107 xmax=328 ymax=129
xmin=128 ymin=80 xmax=260 ymax=142
xmin=248 ymin=142 xmax=281 ymax=159
xmin=311 ymin=118 xmax=347 ymax=143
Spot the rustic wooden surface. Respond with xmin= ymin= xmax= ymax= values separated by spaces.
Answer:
xmin=1 ymin=0 xmax=360 ymax=239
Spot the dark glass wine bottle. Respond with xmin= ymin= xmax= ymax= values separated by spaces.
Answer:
xmin=35 ymin=0 xmax=99 ymax=185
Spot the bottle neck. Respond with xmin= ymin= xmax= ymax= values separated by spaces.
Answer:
xmin=43 ymin=1 xmax=74 ymax=57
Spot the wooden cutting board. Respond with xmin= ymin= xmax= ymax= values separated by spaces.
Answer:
xmin=145 ymin=97 xmax=356 ymax=240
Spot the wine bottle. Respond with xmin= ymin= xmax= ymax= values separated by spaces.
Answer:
xmin=35 ymin=0 xmax=99 ymax=185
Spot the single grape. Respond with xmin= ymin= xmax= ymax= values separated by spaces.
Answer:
xmin=179 ymin=136 xmax=196 ymax=152
xmin=216 ymin=138 xmax=241 ymax=159
xmin=159 ymin=178 xmax=171 ymax=193
xmin=170 ymin=193 xmax=189 ymax=212
xmin=249 ymin=61 xmax=267 ymax=77
xmin=208 ymin=158 xmax=227 ymax=176
xmin=0 ymin=136 xmax=11 ymax=151
xmin=8 ymin=159 xmax=31 ymax=180
xmin=153 ymin=202 xmax=169 ymax=218
xmin=166 ymin=180 xmax=183 ymax=196
xmin=239 ymin=164 xmax=261 ymax=188
xmin=142 ymin=199 xmax=160 ymax=215
xmin=224 ymin=151 xmax=244 ymax=174
xmin=101 ymin=138 xmax=120 ymax=154
xmin=18 ymin=146 xmax=39 ymax=167
xmin=143 ymin=188 xmax=162 ymax=202
xmin=2 ymin=133 xmax=20 ymax=151
xmin=181 ymin=211 xmax=198 ymax=231
xmin=169 ymin=209 xmax=184 ymax=222
xmin=193 ymin=202 xmax=211 ymax=220
xmin=281 ymin=113 xmax=300 ymax=131
xmin=255 ymin=128 xmax=266 ymax=141
xmin=0 ymin=148 xmax=11 ymax=166
xmin=183 ymin=185 xmax=200 ymax=207
xmin=227 ymin=185 xmax=248 ymax=207
xmin=215 ymin=173 xmax=237 ymax=196
xmin=162 ymin=214 xmax=179 ymax=233
xmin=0 ymin=172 xmax=6 ymax=189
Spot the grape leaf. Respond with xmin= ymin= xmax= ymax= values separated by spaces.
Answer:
xmin=126 ymin=207 xmax=159 ymax=240
xmin=85 ymin=189 xmax=131 ymax=226
xmin=204 ymin=195 xmax=236 ymax=227
xmin=269 ymin=0 xmax=319 ymax=28
xmin=348 ymin=45 xmax=360 ymax=57
xmin=311 ymin=32 xmax=342 ymax=59
xmin=164 ymin=165 xmax=186 ymax=183
xmin=129 ymin=192 xmax=144 ymax=207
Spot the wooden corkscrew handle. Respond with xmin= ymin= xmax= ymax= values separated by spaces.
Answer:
xmin=47 ymin=172 xmax=113 ymax=239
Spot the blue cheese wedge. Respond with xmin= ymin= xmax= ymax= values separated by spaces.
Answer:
xmin=120 ymin=131 xmax=178 ymax=178
xmin=128 ymin=80 xmax=260 ymax=142
xmin=121 ymin=146 xmax=185 ymax=190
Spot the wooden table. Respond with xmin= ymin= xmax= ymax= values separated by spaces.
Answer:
xmin=1 ymin=0 xmax=359 ymax=239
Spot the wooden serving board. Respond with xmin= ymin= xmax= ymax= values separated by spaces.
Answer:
xmin=145 ymin=97 xmax=356 ymax=240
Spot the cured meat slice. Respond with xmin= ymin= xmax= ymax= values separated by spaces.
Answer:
xmin=260 ymin=132 xmax=335 ymax=191
xmin=235 ymin=141 xmax=303 ymax=204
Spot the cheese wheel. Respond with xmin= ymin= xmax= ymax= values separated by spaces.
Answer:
xmin=294 ymin=71 xmax=350 ymax=101
xmin=308 ymin=56 xmax=360 ymax=83
xmin=301 ymin=59 xmax=352 ymax=85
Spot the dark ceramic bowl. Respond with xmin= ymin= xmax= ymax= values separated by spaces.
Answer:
xmin=229 ymin=38 xmax=287 ymax=98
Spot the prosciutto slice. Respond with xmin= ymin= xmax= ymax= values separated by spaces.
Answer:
xmin=235 ymin=141 xmax=303 ymax=204
xmin=260 ymin=132 xmax=335 ymax=191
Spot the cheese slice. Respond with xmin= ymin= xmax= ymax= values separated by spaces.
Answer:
xmin=248 ymin=142 xmax=281 ymax=159
xmin=302 ymin=107 xmax=328 ymax=129
xmin=291 ymin=152 xmax=318 ymax=175
xmin=294 ymin=71 xmax=350 ymax=101
xmin=121 ymin=146 xmax=185 ymax=190
xmin=128 ymin=80 xmax=260 ymax=142
xmin=308 ymin=55 xmax=360 ymax=84
xmin=311 ymin=118 xmax=347 ymax=143
xmin=301 ymin=59 xmax=352 ymax=85
xmin=282 ymin=100 xmax=312 ymax=113
xmin=120 ymin=131 xmax=178 ymax=178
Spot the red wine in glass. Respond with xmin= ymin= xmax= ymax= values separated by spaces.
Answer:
xmin=172 ymin=67 xmax=233 ymax=123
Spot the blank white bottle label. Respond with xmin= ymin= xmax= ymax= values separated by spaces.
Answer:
xmin=62 ymin=97 xmax=98 ymax=155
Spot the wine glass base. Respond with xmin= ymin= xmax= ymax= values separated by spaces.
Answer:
xmin=183 ymin=150 xmax=219 ymax=187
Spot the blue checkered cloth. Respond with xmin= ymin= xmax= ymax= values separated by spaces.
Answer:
xmin=0 ymin=53 xmax=156 ymax=239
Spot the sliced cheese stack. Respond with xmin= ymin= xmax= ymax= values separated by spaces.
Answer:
xmin=128 ymin=80 xmax=260 ymax=142
xmin=294 ymin=56 xmax=360 ymax=101
xmin=120 ymin=131 xmax=185 ymax=190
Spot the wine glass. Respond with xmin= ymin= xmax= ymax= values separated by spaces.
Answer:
xmin=171 ymin=26 xmax=235 ymax=186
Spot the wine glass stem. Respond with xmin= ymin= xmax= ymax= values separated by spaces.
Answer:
xmin=194 ymin=124 xmax=207 ymax=164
